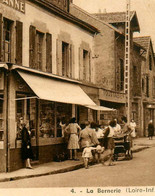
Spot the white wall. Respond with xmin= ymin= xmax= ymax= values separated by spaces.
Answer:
xmin=0 ymin=2 xmax=95 ymax=80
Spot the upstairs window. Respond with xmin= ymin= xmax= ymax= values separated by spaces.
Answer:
xmin=149 ymin=54 xmax=152 ymax=70
xmin=29 ymin=26 xmax=52 ymax=73
xmin=142 ymin=78 xmax=145 ymax=93
xmin=116 ymin=59 xmax=124 ymax=91
xmin=36 ymin=31 xmax=43 ymax=71
xmin=146 ymin=76 xmax=149 ymax=97
xmin=62 ymin=41 xmax=69 ymax=77
xmin=120 ymin=59 xmax=124 ymax=91
xmin=0 ymin=14 xmax=22 ymax=64
xmin=79 ymin=48 xmax=91 ymax=82
xmin=3 ymin=19 xmax=13 ymax=62
xmin=83 ymin=50 xmax=89 ymax=81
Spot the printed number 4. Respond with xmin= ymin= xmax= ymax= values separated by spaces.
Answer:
xmin=71 ymin=189 xmax=76 ymax=193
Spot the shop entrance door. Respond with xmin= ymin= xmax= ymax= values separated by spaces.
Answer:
xmin=27 ymin=98 xmax=39 ymax=161
xmin=16 ymin=95 xmax=39 ymax=161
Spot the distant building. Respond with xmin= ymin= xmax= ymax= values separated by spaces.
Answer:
xmin=134 ymin=36 xmax=155 ymax=136
xmin=70 ymin=4 xmax=145 ymax=135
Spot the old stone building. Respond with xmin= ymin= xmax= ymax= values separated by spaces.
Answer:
xmin=70 ymin=4 xmax=145 ymax=134
xmin=0 ymin=0 xmax=102 ymax=172
xmin=134 ymin=36 xmax=155 ymax=136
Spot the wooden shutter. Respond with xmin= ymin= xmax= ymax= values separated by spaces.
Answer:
xmin=56 ymin=39 xmax=62 ymax=76
xmin=46 ymin=33 xmax=52 ymax=73
xmin=70 ymin=44 xmax=75 ymax=78
xmin=68 ymin=44 xmax=72 ymax=78
xmin=89 ymin=51 xmax=92 ymax=82
xmin=16 ymin=21 xmax=23 ymax=65
xmin=29 ymin=25 xmax=36 ymax=69
xmin=0 ymin=14 xmax=3 ymax=62
xmin=79 ymin=47 xmax=83 ymax=80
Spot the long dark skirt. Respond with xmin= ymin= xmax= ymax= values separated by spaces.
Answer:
xmin=21 ymin=144 xmax=34 ymax=160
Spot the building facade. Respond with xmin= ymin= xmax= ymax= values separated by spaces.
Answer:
xmin=134 ymin=36 xmax=155 ymax=136
xmin=0 ymin=0 xmax=100 ymax=172
xmin=70 ymin=4 xmax=145 ymax=133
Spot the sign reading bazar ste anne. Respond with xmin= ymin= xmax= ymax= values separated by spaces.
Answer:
xmin=0 ymin=0 xmax=25 ymax=13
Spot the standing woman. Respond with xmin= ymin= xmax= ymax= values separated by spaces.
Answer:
xmin=102 ymin=120 xmax=116 ymax=166
xmin=148 ymin=120 xmax=154 ymax=140
xmin=65 ymin=117 xmax=81 ymax=160
xmin=21 ymin=120 xmax=34 ymax=169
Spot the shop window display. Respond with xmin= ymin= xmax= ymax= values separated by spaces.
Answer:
xmin=16 ymin=95 xmax=37 ymax=140
xmin=40 ymin=101 xmax=55 ymax=138
xmin=39 ymin=101 xmax=72 ymax=138
xmin=16 ymin=96 xmax=72 ymax=139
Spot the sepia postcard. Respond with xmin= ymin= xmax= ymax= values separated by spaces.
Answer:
xmin=0 ymin=0 xmax=154 ymax=195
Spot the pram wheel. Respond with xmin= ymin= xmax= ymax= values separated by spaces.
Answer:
xmin=113 ymin=154 xmax=118 ymax=161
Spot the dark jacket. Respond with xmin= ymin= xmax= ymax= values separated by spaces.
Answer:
xmin=21 ymin=126 xmax=33 ymax=160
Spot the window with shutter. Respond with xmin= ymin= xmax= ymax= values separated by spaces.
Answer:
xmin=29 ymin=25 xmax=36 ymax=69
xmin=36 ymin=31 xmax=44 ymax=71
xmin=69 ymin=44 xmax=72 ymax=78
xmin=79 ymin=47 xmax=83 ymax=80
xmin=83 ymin=49 xmax=89 ymax=81
xmin=46 ymin=33 xmax=52 ymax=73
xmin=89 ymin=51 xmax=92 ymax=82
xmin=62 ymin=41 xmax=69 ymax=77
xmin=56 ymin=39 xmax=62 ymax=76
xmin=16 ymin=20 xmax=23 ymax=65
xmin=3 ymin=18 xmax=13 ymax=63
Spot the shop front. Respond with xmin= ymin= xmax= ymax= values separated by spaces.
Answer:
xmin=0 ymin=65 xmax=7 ymax=172
xmin=143 ymin=103 xmax=155 ymax=137
xmin=7 ymin=65 xmax=97 ymax=171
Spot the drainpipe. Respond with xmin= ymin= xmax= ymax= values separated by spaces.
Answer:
xmin=5 ymin=63 xmax=12 ymax=172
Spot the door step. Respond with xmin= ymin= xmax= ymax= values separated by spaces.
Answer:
xmin=31 ymin=160 xmax=39 ymax=166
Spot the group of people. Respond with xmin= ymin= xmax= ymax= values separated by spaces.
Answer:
xmin=64 ymin=117 xmax=137 ymax=169
xmin=19 ymin=114 xmax=154 ymax=170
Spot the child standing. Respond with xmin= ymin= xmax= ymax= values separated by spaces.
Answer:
xmin=82 ymin=141 xmax=96 ymax=169
xmin=95 ymin=145 xmax=105 ymax=163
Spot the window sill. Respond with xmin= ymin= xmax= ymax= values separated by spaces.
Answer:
xmin=39 ymin=137 xmax=64 ymax=146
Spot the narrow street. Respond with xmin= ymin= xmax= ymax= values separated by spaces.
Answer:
xmin=0 ymin=147 xmax=155 ymax=188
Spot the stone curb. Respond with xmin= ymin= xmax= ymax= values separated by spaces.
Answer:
xmin=132 ymin=146 xmax=149 ymax=153
xmin=0 ymin=145 xmax=151 ymax=183
xmin=0 ymin=163 xmax=84 ymax=183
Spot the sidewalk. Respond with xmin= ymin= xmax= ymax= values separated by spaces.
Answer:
xmin=0 ymin=137 xmax=154 ymax=183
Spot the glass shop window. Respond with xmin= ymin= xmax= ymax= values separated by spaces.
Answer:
xmin=27 ymin=99 xmax=37 ymax=139
xmin=16 ymin=97 xmax=24 ymax=140
xmin=56 ymin=103 xmax=72 ymax=137
xmin=39 ymin=101 xmax=55 ymax=138
xmin=39 ymin=101 xmax=72 ymax=138
xmin=16 ymin=95 xmax=37 ymax=140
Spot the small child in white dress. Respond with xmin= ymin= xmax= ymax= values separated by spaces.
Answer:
xmin=82 ymin=141 xmax=96 ymax=169
xmin=95 ymin=145 xmax=105 ymax=163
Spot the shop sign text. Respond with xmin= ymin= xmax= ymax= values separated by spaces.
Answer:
xmin=1 ymin=0 xmax=25 ymax=13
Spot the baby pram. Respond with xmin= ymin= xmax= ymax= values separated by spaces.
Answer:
xmin=113 ymin=132 xmax=133 ymax=161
